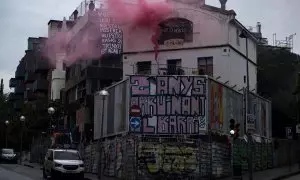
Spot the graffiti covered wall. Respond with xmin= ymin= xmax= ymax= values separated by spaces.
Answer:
xmin=137 ymin=137 xmax=200 ymax=179
xmin=99 ymin=135 xmax=136 ymax=179
xmin=209 ymin=80 xmax=244 ymax=135
xmin=129 ymin=75 xmax=208 ymax=134
xmin=248 ymin=92 xmax=272 ymax=137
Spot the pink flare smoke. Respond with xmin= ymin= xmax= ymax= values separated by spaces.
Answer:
xmin=108 ymin=0 xmax=173 ymax=60
xmin=43 ymin=0 xmax=173 ymax=66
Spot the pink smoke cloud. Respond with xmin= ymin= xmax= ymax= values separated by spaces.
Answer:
xmin=43 ymin=0 xmax=173 ymax=66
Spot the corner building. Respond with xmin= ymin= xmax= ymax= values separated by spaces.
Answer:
xmin=91 ymin=0 xmax=273 ymax=179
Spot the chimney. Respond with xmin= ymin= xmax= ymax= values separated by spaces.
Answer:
xmin=219 ymin=0 xmax=227 ymax=10
xmin=61 ymin=17 xmax=68 ymax=32
xmin=73 ymin=10 xmax=78 ymax=20
xmin=257 ymin=22 xmax=262 ymax=34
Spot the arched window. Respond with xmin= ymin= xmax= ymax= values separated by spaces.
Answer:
xmin=158 ymin=18 xmax=193 ymax=45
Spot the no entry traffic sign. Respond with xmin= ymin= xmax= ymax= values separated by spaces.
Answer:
xmin=130 ymin=105 xmax=141 ymax=117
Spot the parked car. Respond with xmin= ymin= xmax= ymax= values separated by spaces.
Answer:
xmin=0 ymin=148 xmax=17 ymax=163
xmin=43 ymin=148 xmax=84 ymax=179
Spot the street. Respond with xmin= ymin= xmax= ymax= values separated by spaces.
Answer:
xmin=284 ymin=174 xmax=300 ymax=180
xmin=0 ymin=164 xmax=96 ymax=180
xmin=0 ymin=164 xmax=41 ymax=180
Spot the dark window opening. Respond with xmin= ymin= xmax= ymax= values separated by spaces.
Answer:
xmin=158 ymin=18 xmax=193 ymax=45
xmin=167 ymin=59 xmax=182 ymax=75
xmin=137 ymin=61 xmax=151 ymax=75
xmin=197 ymin=57 xmax=213 ymax=76
xmin=54 ymin=151 xmax=81 ymax=160
xmin=92 ymin=59 xmax=99 ymax=66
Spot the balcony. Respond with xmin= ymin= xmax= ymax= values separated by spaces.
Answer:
xmin=86 ymin=65 xmax=122 ymax=80
xmin=8 ymin=93 xmax=23 ymax=102
xmin=15 ymin=61 xmax=26 ymax=79
xmin=24 ymin=50 xmax=36 ymax=71
xmin=24 ymin=72 xmax=35 ymax=83
xmin=131 ymin=64 xmax=209 ymax=76
xmin=24 ymin=90 xmax=36 ymax=101
xmin=33 ymin=79 xmax=49 ymax=92
xmin=9 ymin=78 xmax=17 ymax=88
xmin=65 ymin=65 xmax=122 ymax=91
xmin=15 ymin=82 xmax=25 ymax=95
xmin=34 ymin=58 xmax=50 ymax=73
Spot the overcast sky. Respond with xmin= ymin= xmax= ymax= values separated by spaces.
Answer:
xmin=0 ymin=0 xmax=299 ymax=93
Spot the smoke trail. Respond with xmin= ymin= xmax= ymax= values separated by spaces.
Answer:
xmin=44 ymin=0 xmax=173 ymax=66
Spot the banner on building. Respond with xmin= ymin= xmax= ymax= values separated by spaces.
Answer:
xmin=129 ymin=75 xmax=208 ymax=135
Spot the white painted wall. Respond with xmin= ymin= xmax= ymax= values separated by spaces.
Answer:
xmin=228 ymin=23 xmax=257 ymax=63
xmin=51 ymin=69 xmax=66 ymax=100
xmin=123 ymin=46 xmax=256 ymax=92
xmin=51 ymin=53 xmax=66 ymax=100
xmin=122 ymin=4 xmax=231 ymax=53
xmin=122 ymin=2 xmax=258 ymax=92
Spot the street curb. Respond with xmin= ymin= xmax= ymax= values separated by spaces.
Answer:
xmin=272 ymin=171 xmax=300 ymax=180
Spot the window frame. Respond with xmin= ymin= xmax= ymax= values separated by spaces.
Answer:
xmin=197 ymin=57 xmax=213 ymax=76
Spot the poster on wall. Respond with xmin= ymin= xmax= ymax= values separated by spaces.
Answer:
xmin=129 ymin=75 xmax=208 ymax=135
xmin=247 ymin=92 xmax=272 ymax=137
xmin=209 ymin=80 xmax=244 ymax=135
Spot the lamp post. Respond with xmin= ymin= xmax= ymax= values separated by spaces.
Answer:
xmin=5 ymin=120 xmax=9 ymax=148
xmin=240 ymin=30 xmax=253 ymax=180
xmin=20 ymin=115 xmax=25 ymax=165
xmin=97 ymin=89 xmax=109 ymax=179
xmin=48 ymin=107 xmax=55 ymax=134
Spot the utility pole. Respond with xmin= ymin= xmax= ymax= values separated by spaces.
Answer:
xmin=240 ymin=30 xmax=253 ymax=180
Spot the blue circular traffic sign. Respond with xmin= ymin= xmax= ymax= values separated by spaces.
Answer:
xmin=130 ymin=117 xmax=141 ymax=129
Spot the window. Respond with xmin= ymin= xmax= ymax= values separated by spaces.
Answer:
xmin=91 ymin=80 xmax=99 ymax=93
xmin=137 ymin=61 xmax=151 ymax=75
xmin=54 ymin=151 xmax=81 ymax=160
xmin=91 ymin=59 xmax=99 ymax=66
xmin=236 ymin=29 xmax=240 ymax=46
xmin=167 ymin=59 xmax=182 ymax=75
xmin=197 ymin=57 xmax=213 ymax=76
xmin=158 ymin=18 xmax=193 ymax=45
xmin=1 ymin=149 xmax=14 ymax=154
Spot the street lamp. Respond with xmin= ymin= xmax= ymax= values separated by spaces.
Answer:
xmin=97 ymin=89 xmax=109 ymax=179
xmin=19 ymin=115 xmax=25 ymax=165
xmin=239 ymin=29 xmax=253 ymax=180
xmin=48 ymin=107 xmax=55 ymax=134
xmin=5 ymin=120 xmax=9 ymax=148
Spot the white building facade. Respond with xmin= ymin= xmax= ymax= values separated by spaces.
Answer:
xmin=122 ymin=0 xmax=258 ymax=93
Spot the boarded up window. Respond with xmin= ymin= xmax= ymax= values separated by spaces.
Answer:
xmin=158 ymin=18 xmax=193 ymax=45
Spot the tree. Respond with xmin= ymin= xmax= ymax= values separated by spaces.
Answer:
xmin=0 ymin=93 xmax=12 ymax=148
xmin=257 ymin=45 xmax=300 ymax=137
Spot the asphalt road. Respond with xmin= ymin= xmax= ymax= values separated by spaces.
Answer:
xmin=0 ymin=163 xmax=97 ymax=180
xmin=284 ymin=173 xmax=300 ymax=180
xmin=0 ymin=164 xmax=42 ymax=180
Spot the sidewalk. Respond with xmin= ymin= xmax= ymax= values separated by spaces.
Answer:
xmin=22 ymin=161 xmax=300 ymax=180
xmin=22 ymin=161 xmax=98 ymax=180
xmin=220 ymin=164 xmax=300 ymax=180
